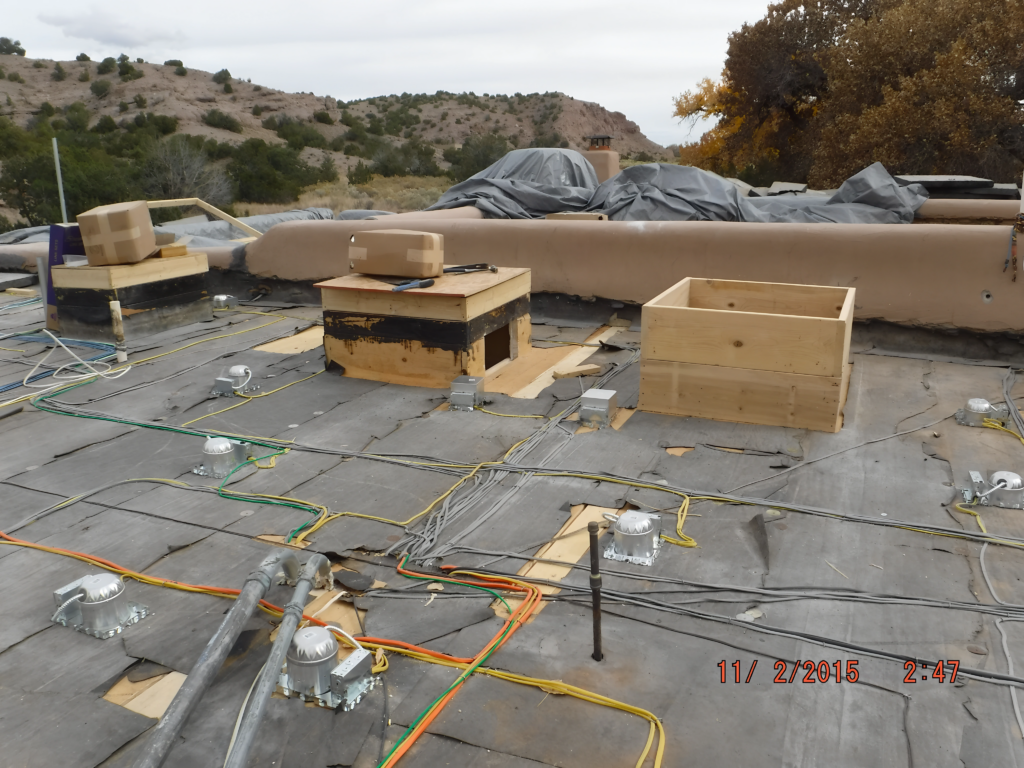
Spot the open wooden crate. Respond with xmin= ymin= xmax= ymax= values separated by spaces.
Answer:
xmin=638 ymin=277 xmax=855 ymax=432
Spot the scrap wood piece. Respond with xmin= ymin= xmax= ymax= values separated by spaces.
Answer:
xmin=552 ymin=363 xmax=601 ymax=379
xmin=103 ymin=671 xmax=187 ymax=719
xmin=494 ymin=503 xmax=614 ymax=621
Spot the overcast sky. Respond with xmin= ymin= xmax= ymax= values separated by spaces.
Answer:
xmin=8 ymin=1 xmax=773 ymax=147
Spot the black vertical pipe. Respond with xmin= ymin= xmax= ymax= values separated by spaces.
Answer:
xmin=588 ymin=521 xmax=603 ymax=662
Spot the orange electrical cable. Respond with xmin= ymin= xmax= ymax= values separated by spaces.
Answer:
xmin=378 ymin=559 xmax=544 ymax=767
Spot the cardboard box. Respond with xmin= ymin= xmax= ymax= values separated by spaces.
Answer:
xmin=638 ymin=277 xmax=855 ymax=432
xmin=349 ymin=229 xmax=443 ymax=279
xmin=77 ymin=201 xmax=157 ymax=266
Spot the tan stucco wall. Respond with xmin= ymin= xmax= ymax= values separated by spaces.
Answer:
xmin=916 ymin=198 xmax=1018 ymax=223
xmin=244 ymin=218 xmax=1022 ymax=333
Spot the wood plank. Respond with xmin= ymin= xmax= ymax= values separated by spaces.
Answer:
xmin=678 ymin=278 xmax=848 ymax=319
xmin=254 ymin=326 xmax=325 ymax=354
xmin=511 ymin=327 xmax=620 ymax=399
xmin=121 ymin=672 xmax=187 ymax=719
xmin=51 ymin=253 xmax=208 ymax=290
xmin=324 ymin=334 xmax=481 ymax=389
xmin=553 ymin=363 xmax=601 ymax=379
xmin=319 ymin=269 xmax=530 ymax=322
xmin=638 ymin=358 xmax=850 ymax=432
xmin=495 ymin=504 xmax=611 ymax=621
xmin=509 ymin=313 xmax=531 ymax=360
xmin=642 ymin=304 xmax=846 ymax=377
xmin=484 ymin=345 xmax=576 ymax=395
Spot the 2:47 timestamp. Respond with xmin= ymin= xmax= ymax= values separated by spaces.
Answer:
xmin=717 ymin=659 xmax=960 ymax=683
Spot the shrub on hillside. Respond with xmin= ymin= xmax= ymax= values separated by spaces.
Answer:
xmin=97 ymin=57 xmax=116 ymax=75
xmin=313 ymin=110 xmax=334 ymax=125
xmin=133 ymin=94 xmax=147 ymax=109
xmin=444 ymin=133 xmax=509 ymax=181
xmin=78 ymin=69 xmax=90 ymax=82
xmin=212 ymin=69 xmax=231 ymax=85
xmin=32 ymin=60 xmax=44 ymax=69
xmin=92 ymin=115 xmax=117 ymax=134
xmin=164 ymin=59 xmax=183 ymax=67
xmin=347 ymin=160 xmax=373 ymax=185
xmin=0 ymin=38 xmax=26 ymax=56
xmin=203 ymin=109 xmax=242 ymax=133
xmin=90 ymin=79 xmax=111 ymax=98
xmin=253 ymin=84 xmax=262 ymax=92
xmin=7 ymin=72 xmax=24 ymax=83
xmin=175 ymin=66 xmax=187 ymax=76
xmin=223 ymin=83 xmax=232 ymax=94
xmin=227 ymin=138 xmax=335 ymax=203
xmin=251 ymin=105 xmax=263 ymax=116
xmin=118 ymin=101 xmax=129 ymax=113
xmin=76 ymin=53 xmax=90 ymax=62
xmin=142 ymin=134 xmax=231 ymax=205
xmin=63 ymin=102 xmax=91 ymax=132
xmin=118 ymin=61 xmax=143 ymax=81
xmin=265 ymin=115 xmax=326 ymax=150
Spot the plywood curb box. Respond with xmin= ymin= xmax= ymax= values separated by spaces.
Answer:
xmin=317 ymin=267 xmax=531 ymax=388
xmin=639 ymin=277 xmax=855 ymax=432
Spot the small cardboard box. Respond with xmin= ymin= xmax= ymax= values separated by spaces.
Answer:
xmin=349 ymin=230 xmax=443 ymax=279
xmin=77 ymin=201 xmax=157 ymax=266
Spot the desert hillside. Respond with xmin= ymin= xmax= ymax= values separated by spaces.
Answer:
xmin=0 ymin=54 xmax=668 ymax=174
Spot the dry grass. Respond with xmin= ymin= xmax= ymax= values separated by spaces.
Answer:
xmin=237 ymin=175 xmax=454 ymax=218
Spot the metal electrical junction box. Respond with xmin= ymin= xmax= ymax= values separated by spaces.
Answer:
xmin=963 ymin=470 xmax=1024 ymax=509
xmin=580 ymin=388 xmax=617 ymax=429
xmin=450 ymin=375 xmax=484 ymax=411
xmin=52 ymin=573 xmax=149 ymax=639
xmin=956 ymin=398 xmax=1010 ymax=427
xmin=603 ymin=510 xmax=662 ymax=566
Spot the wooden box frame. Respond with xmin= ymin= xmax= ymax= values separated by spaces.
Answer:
xmin=639 ymin=277 xmax=855 ymax=432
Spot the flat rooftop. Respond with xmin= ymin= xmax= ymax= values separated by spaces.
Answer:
xmin=2 ymin=290 xmax=1024 ymax=767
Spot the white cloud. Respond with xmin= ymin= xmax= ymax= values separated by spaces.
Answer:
xmin=38 ymin=8 xmax=183 ymax=49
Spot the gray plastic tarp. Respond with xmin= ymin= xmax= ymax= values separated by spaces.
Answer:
xmin=0 ymin=207 xmax=336 ymax=249
xmin=425 ymin=148 xmax=598 ymax=219
xmin=586 ymin=162 xmax=928 ymax=224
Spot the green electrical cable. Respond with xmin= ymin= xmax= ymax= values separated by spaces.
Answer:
xmin=374 ymin=556 xmax=518 ymax=768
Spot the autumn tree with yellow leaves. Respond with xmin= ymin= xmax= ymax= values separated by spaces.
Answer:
xmin=675 ymin=0 xmax=1024 ymax=187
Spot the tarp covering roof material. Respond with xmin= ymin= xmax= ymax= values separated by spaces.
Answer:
xmin=425 ymin=148 xmax=599 ymax=219
xmin=430 ymin=151 xmax=927 ymax=224
xmin=590 ymin=162 xmax=928 ymax=224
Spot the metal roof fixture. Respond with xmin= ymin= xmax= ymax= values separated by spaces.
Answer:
xmin=603 ymin=510 xmax=662 ymax=566
xmin=580 ymin=388 xmax=617 ymax=429
xmin=276 ymin=626 xmax=378 ymax=711
xmin=212 ymin=294 xmax=238 ymax=309
xmin=193 ymin=437 xmax=254 ymax=479
xmin=450 ymin=375 xmax=484 ymax=412
xmin=282 ymin=626 xmax=338 ymax=704
xmin=52 ymin=572 xmax=149 ymax=638
xmin=330 ymin=647 xmax=376 ymax=711
xmin=211 ymin=364 xmax=259 ymax=397
xmin=963 ymin=470 xmax=1024 ymax=509
xmin=955 ymin=397 xmax=1009 ymax=427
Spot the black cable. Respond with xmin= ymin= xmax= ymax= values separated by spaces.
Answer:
xmin=377 ymin=675 xmax=390 ymax=766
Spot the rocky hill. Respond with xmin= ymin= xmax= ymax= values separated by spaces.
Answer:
xmin=0 ymin=54 xmax=669 ymax=174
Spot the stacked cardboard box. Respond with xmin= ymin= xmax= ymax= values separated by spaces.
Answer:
xmin=77 ymin=201 xmax=157 ymax=267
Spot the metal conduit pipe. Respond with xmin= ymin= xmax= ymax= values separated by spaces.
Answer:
xmin=134 ymin=549 xmax=300 ymax=768
xmin=223 ymin=553 xmax=332 ymax=768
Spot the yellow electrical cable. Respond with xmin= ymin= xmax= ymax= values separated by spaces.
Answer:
xmin=0 ymin=534 xmax=665 ymax=768
xmin=474 ymin=407 xmax=547 ymax=420
xmin=955 ymin=502 xmax=988 ymax=534
xmin=181 ymin=370 xmax=324 ymax=427
xmin=983 ymin=417 xmax=1024 ymax=448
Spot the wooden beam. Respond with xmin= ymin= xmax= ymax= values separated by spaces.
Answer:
xmin=146 ymin=198 xmax=262 ymax=238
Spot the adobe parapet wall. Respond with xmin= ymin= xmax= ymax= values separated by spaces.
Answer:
xmin=245 ymin=218 xmax=1022 ymax=333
